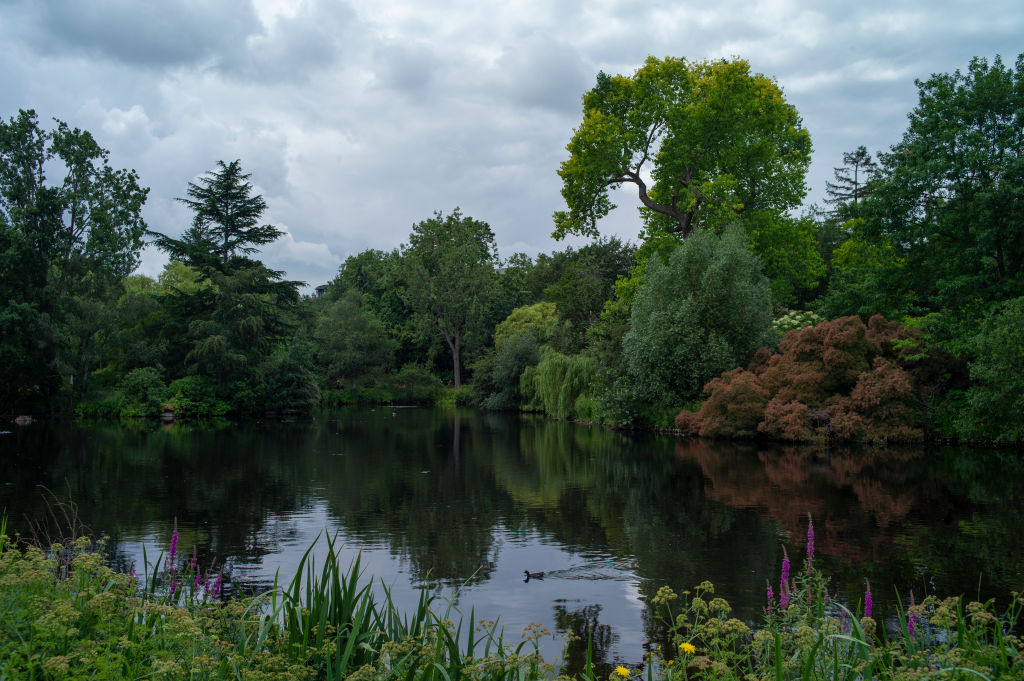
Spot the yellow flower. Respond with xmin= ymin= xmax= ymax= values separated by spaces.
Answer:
xmin=679 ymin=642 xmax=696 ymax=655
xmin=615 ymin=666 xmax=631 ymax=678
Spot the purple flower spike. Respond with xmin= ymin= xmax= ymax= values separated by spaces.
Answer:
xmin=766 ymin=580 xmax=774 ymax=614
xmin=908 ymin=591 xmax=918 ymax=637
xmin=779 ymin=546 xmax=791 ymax=609
xmin=168 ymin=517 xmax=179 ymax=570
xmin=806 ymin=513 xmax=815 ymax=570
xmin=170 ymin=577 xmax=178 ymax=596
xmin=212 ymin=572 xmax=223 ymax=598
xmin=864 ymin=580 xmax=873 ymax=618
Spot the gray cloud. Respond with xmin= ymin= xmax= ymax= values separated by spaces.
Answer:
xmin=2 ymin=0 xmax=1022 ymax=292
xmin=12 ymin=0 xmax=261 ymax=67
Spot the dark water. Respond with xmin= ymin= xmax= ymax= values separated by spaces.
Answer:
xmin=2 ymin=407 xmax=1023 ymax=670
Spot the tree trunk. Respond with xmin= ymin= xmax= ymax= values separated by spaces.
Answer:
xmin=452 ymin=330 xmax=462 ymax=388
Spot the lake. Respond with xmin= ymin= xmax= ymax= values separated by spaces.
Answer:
xmin=2 ymin=407 xmax=1022 ymax=672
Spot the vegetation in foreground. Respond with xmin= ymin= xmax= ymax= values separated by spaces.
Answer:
xmin=1 ymin=516 xmax=1021 ymax=680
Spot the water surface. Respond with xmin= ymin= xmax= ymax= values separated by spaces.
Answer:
xmin=2 ymin=407 xmax=1022 ymax=670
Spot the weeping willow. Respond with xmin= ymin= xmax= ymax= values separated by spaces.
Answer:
xmin=520 ymin=349 xmax=596 ymax=419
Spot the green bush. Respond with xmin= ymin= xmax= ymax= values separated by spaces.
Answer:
xmin=957 ymin=297 xmax=1024 ymax=443
xmin=616 ymin=226 xmax=773 ymax=422
xmin=117 ymin=366 xmax=167 ymax=417
xmin=474 ymin=333 xmax=542 ymax=410
xmin=391 ymin=363 xmax=443 ymax=403
xmin=163 ymin=375 xmax=230 ymax=417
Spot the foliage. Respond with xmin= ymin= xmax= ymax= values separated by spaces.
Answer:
xmin=824 ymin=145 xmax=878 ymax=219
xmin=956 ymin=296 xmax=1024 ymax=442
xmin=618 ymin=226 xmax=773 ymax=419
xmin=678 ymin=314 xmax=960 ymax=443
xmin=553 ymin=56 xmax=811 ymax=241
xmin=520 ymin=350 xmax=597 ymax=419
xmin=117 ymin=366 xmax=168 ymax=417
xmin=313 ymin=289 xmax=396 ymax=388
xmin=163 ymin=375 xmax=231 ymax=417
xmin=0 ymin=530 xmax=551 ymax=681
xmin=149 ymin=160 xmax=282 ymax=270
xmin=0 ymin=109 xmax=149 ymax=412
xmin=542 ymin=237 xmax=636 ymax=351
xmin=401 ymin=209 xmax=501 ymax=388
xmin=828 ymin=54 xmax=1024 ymax=323
xmin=493 ymin=302 xmax=564 ymax=349
xmin=473 ymin=332 xmax=542 ymax=410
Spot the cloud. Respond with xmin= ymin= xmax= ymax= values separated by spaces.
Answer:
xmin=3 ymin=0 xmax=1023 ymax=294
xmin=14 ymin=0 xmax=262 ymax=68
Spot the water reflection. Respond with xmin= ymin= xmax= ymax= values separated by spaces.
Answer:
xmin=1 ymin=409 xmax=1022 ymax=671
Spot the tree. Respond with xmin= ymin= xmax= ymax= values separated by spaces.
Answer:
xmin=862 ymin=54 xmax=1024 ymax=316
xmin=620 ymin=226 xmax=773 ymax=414
xmin=150 ymin=161 xmax=302 ymax=412
xmin=543 ymin=236 xmax=635 ymax=350
xmin=313 ymin=289 xmax=396 ymax=387
xmin=0 ymin=109 xmax=148 ymax=411
xmin=401 ymin=209 xmax=500 ymax=387
xmin=553 ymin=56 xmax=811 ymax=241
xmin=150 ymin=160 xmax=282 ymax=271
xmin=824 ymin=146 xmax=878 ymax=217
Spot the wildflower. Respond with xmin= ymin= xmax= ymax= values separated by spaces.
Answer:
xmin=615 ymin=665 xmax=631 ymax=678
xmin=806 ymin=513 xmax=815 ymax=571
xmin=780 ymin=546 xmax=791 ymax=609
xmin=864 ymin=579 xmax=873 ymax=619
xmin=168 ymin=517 xmax=179 ymax=571
xmin=211 ymin=571 xmax=223 ymax=598
xmin=679 ymin=642 xmax=696 ymax=655
xmin=766 ymin=580 xmax=774 ymax=614
xmin=170 ymin=577 xmax=178 ymax=596
xmin=128 ymin=562 xmax=137 ymax=589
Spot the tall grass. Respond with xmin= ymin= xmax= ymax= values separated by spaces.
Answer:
xmin=259 ymin=531 xmax=551 ymax=681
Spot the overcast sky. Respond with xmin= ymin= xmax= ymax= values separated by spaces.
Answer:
xmin=2 ymin=0 xmax=1021 ymax=291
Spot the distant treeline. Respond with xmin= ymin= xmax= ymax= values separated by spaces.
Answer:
xmin=2 ymin=54 xmax=1021 ymax=443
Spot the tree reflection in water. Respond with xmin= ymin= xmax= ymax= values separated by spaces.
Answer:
xmin=1 ymin=408 xmax=1021 ymax=671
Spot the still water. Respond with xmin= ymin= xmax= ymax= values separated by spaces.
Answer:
xmin=2 ymin=407 xmax=1022 ymax=670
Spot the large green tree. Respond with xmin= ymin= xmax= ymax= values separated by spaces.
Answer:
xmin=150 ymin=161 xmax=306 ymax=412
xmin=0 ymin=109 xmax=148 ymax=411
xmin=553 ymin=56 xmax=811 ymax=240
xmin=861 ymin=54 xmax=1024 ymax=316
xmin=401 ymin=209 xmax=500 ymax=387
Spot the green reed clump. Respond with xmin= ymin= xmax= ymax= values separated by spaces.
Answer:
xmin=266 ymin=531 xmax=552 ymax=681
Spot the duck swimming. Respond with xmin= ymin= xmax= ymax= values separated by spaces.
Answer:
xmin=523 ymin=570 xmax=544 ymax=581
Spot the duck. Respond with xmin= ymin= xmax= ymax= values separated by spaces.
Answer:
xmin=523 ymin=570 xmax=545 ymax=582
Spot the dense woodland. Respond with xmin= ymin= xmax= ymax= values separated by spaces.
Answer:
xmin=1 ymin=54 xmax=1022 ymax=443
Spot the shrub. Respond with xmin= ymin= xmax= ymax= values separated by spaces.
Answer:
xmin=678 ymin=314 xmax=936 ymax=443
xmin=391 ymin=364 xmax=443 ymax=403
xmin=620 ymin=226 xmax=773 ymax=414
xmin=163 ymin=376 xmax=230 ymax=417
xmin=117 ymin=367 xmax=168 ymax=417
xmin=697 ymin=368 xmax=770 ymax=438
xmin=956 ymin=297 xmax=1024 ymax=443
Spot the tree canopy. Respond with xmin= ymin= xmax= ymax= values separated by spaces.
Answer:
xmin=401 ymin=209 xmax=500 ymax=388
xmin=553 ymin=56 xmax=811 ymax=241
xmin=150 ymin=160 xmax=283 ymax=272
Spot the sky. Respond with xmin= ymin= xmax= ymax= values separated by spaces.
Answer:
xmin=1 ymin=0 xmax=1022 ymax=292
